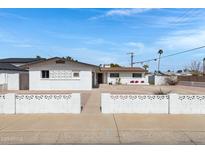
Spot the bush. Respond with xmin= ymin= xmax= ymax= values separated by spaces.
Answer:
xmin=153 ymin=88 xmax=171 ymax=95
xmin=166 ymin=76 xmax=178 ymax=85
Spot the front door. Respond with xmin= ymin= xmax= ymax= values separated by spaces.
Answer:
xmin=97 ymin=73 xmax=103 ymax=84
xmin=19 ymin=73 xmax=29 ymax=90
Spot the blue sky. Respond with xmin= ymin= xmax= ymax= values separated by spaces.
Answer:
xmin=0 ymin=8 xmax=205 ymax=71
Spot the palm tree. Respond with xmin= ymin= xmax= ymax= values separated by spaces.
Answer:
xmin=157 ymin=49 xmax=163 ymax=73
xmin=143 ymin=64 xmax=149 ymax=71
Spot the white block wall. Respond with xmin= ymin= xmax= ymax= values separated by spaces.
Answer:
xmin=101 ymin=93 xmax=169 ymax=113
xmin=0 ymin=94 xmax=15 ymax=114
xmin=170 ymin=94 xmax=205 ymax=114
xmin=101 ymin=93 xmax=205 ymax=114
xmin=0 ymin=93 xmax=81 ymax=114
xmin=16 ymin=93 xmax=80 ymax=114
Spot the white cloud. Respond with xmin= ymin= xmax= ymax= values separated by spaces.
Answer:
xmin=89 ymin=8 xmax=153 ymax=20
xmin=155 ymin=28 xmax=205 ymax=50
xmin=124 ymin=42 xmax=145 ymax=55
xmin=105 ymin=8 xmax=152 ymax=17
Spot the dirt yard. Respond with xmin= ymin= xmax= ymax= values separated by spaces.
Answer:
xmin=1 ymin=84 xmax=205 ymax=95
xmin=99 ymin=84 xmax=205 ymax=94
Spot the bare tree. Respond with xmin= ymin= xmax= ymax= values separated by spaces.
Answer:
xmin=185 ymin=60 xmax=203 ymax=76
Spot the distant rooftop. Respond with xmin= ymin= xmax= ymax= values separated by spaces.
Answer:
xmin=0 ymin=58 xmax=45 ymax=63
xmin=0 ymin=63 xmax=27 ymax=71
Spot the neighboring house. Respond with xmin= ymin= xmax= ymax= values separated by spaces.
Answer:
xmin=21 ymin=57 xmax=99 ymax=90
xmin=97 ymin=66 xmax=149 ymax=85
xmin=0 ymin=57 xmax=45 ymax=67
xmin=0 ymin=57 xmax=43 ymax=90
xmin=0 ymin=63 xmax=28 ymax=90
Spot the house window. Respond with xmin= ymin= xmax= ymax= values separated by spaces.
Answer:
xmin=132 ymin=73 xmax=142 ymax=78
xmin=41 ymin=70 xmax=49 ymax=78
xmin=73 ymin=72 xmax=80 ymax=78
xmin=110 ymin=73 xmax=119 ymax=78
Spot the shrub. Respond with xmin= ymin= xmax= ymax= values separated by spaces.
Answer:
xmin=116 ymin=78 xmax=121 ymax=85
xmin=153 ymin=88 xmax=171 ymax=95
xmin=166 ymin=76 xmax=178 ymax=85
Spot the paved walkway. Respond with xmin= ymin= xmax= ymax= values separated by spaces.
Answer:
xmin=81 ymin=90 xmax=101 ymax=114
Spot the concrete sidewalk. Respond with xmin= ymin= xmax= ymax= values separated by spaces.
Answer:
xmin=1 ymin=114 xmax=205 ymax=144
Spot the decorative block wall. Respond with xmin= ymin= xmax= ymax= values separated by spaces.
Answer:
xmin=101 ymin=93 xmax=205 ymax=114
xmin=0 ymin=93 xmax=81 ymax=114
xmin=101 ymin=93 xmax=169 ymax=113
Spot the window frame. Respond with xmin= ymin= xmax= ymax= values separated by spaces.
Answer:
xmin=110 ymin=73 xmax=120 ymax=78
xmin=41 ymin=70 xmax=50 ymax=79
xmin=72 ymin=72 xmax=80 ymax=78
xmin=132 ymin=73 xmax=142 ymax=78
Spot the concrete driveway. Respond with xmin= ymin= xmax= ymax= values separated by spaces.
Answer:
xmin=0 ymin=85 xmax=205 ymax=144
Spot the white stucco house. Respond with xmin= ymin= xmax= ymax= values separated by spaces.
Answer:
xmin=22 ymin=57 xmax=99 ymax=90
xmin=97 ymin=65 xmax=149 ymax=85
xmin=0 ymin=56 xmax=149 ymax=91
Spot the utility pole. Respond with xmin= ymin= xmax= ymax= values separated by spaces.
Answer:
xmin=203 ymin=57 xmax=205 ymax=75
xmin=127 ymin=52 xmax=134 ymax=67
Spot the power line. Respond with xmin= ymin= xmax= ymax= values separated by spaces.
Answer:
xmin=133 ymin=45 xmax=205 ymax=64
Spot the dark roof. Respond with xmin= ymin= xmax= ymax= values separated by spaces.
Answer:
xmin=100 ymin=67 xmax=146 ymax=72
xmin=21 ymin=57 xmax=99 ymax=69
xmin=0 ymin=58 xmax=46 ymax=63
xmin=0 ymin=63 xmax=27 ymax=71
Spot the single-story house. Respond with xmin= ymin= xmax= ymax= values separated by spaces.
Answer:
xmin=0 ymin=56 xmax=150 ymax=90
xmin=97 ymin=66 xmax=149 ymax=85
xmin=0 ymin=63 xmax=28 ymax=90
xmin=21 ymin=57 xmax=99 ymax=90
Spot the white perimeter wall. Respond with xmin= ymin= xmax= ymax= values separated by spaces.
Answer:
xmin=107 ymin=72 xmax=149 ymax=85
xmin=0 ymin=93 xmax=81 ymax=114
xmin=7 ymin=73 xmax=19 ymax=90
xmin=0 ymin=73 xmax=6 ymax=84
xmin=0 ymin=94 xmax=15 ymax=114
xmin=154 ymin=75 xmax=168 ymax=85
xmin=170 ymin=94 xmax=205 ymax=114
xmin=101 ymin=93 xmax=169 ymax=113
xmin=29 ymin=61 xmax=93 ymax=90
xmin=0 ymin=73 xmax=19 ymax=90
xmin=101 ymin=93 xmax=205 ymax=114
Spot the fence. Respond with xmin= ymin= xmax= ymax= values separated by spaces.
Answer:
xmin=178 ymin=76 xmax=205 ymax=82
xmin=101 ymin=93 xmax=205 ymax=114
xmin=0 ymin=93 xmax=81 ymax=114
